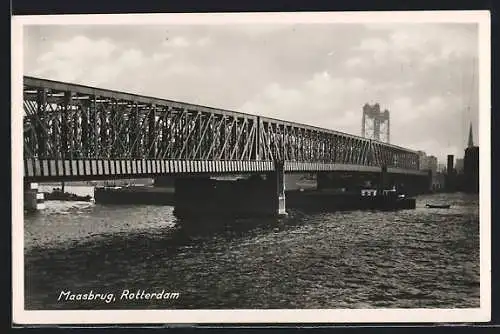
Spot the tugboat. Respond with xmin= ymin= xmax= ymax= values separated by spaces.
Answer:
xmin=358 ymin=186 xmax=415 ymax=210
xmin=286 ymin=184 xmax=416 ymax=211
xmin=43 ymin=182 xmax=93 ymax=202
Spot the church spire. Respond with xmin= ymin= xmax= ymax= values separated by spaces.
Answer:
xmin=468 ymin=122 xmax=474 ymax=147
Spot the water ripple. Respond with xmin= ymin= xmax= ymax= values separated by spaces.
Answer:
xmin=24 ymin=191 xmax=479 ymax=309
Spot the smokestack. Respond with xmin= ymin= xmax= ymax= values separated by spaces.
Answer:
xmin=447 ymin=155 xmax=454 ymax=175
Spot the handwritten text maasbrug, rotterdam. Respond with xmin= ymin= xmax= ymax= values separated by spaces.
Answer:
xmin=57 ymin=290 xmax=181 ymax=304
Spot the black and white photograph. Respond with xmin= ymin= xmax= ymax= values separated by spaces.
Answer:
xmin=12 ymin=11 xmax=490 ymax=324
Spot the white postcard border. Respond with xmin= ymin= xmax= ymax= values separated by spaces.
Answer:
xmin=12 ymin=10 xmax=491 ymax=324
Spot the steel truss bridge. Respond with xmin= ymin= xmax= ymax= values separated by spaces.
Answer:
xmin=22 ymin=76 xmax=425 ymax=181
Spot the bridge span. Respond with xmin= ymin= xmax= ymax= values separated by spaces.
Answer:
xmin=23 ymin=76 xmax=423 ymax=179
xmin=22 ymin=76 xmax=429 ymax=215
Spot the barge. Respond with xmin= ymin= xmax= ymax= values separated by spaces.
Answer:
xmin=43 ymin=188 xmax=93 ymax=202
xmin=94 ymin=186 xmax=175 ymax=205
xmin=93 ymin=179 xmax=416 ymax=218
xmin=286 ymin=188 xmax=415 ymax=212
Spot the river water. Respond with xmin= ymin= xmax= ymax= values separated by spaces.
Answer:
xmin=24 ymin=186 xmax=480 ymax=309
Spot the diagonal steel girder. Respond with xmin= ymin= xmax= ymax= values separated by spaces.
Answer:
xmin=22 ymin=76 xmax=420 ymax=170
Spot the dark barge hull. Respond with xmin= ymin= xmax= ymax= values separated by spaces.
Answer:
xmin=286 ymin=190 xmax=416 ymax=212
xmin=94 ymin=186 xmax=175 ymax=205
xmin=43 ymin=193 xmax=92 ymax=202
xmin=94 ymin=186 xmax=415 ymax=217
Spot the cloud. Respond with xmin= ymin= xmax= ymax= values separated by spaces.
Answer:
xmin=24 ymin=23 xmax=479 ymax=164
xmin=38 ymin=35 xmax=116 ymax=62
xmin=152 ymin=52 xmax=173 ymax=62
xmin=162 ymin=36 xmax=190 ymax=48
xmin=30 ymin=36 xmax=121 ymax=84
xmin=29 ymin=35 xmax=202 ymax=91
xmin=355 ymin=24 xmax=477 ymax=69
xmin=240 ymin=71 xmax=369 ymax=135
xmin=118 ymin=49 xmax=143 ymax=67
xmin=196 ymin=37 xmax=211 ymax=47
xmin=386 ymin=94 xmax=465 ymax=159
xmin=345 ymin=57 xmax=364 ymax=69
xmin=161 ymin=36 xmax=212 ymax=48
xmin=358 ymin=38 xmax=388 ymax=52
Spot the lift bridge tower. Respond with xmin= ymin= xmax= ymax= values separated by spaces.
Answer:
xmin=362 ymin=103 xmax=390 ymax=143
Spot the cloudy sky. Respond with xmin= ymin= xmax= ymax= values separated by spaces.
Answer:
xmin=23 ymin=22 xmax=479 ymax=163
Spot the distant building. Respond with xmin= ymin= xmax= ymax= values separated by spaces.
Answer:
xmin=447 ymin=154 xmax=454 ymax=175
xmin=445 ymin=154 xmax=457 ymax=191
xmin=417 ymin=151 xmax=427 ymax=170
xmin=416 ymin=151 xmax=438 ymax=192
xmin=437 ymin=163 xmax=447 ymax=173
xmin=463 ymin=123 xmax=479 ymax=193
xmin=417 ymin=151 xmax=437 ymax=175
xmin=455 ymin=158 xmax=464 ymax=174
xmin=464 ymin=147 xmax=479 ymax=193
xmin=432 ymin=172 xmax=446 ymax=191
xmin=427 ymin=155 xmax=438 ymax=175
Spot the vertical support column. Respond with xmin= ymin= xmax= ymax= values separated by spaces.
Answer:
xmin=90 ymin=95 xmax=98 ymax=157
xmin=426 ymin=170 xmax=433 ymax=194
xmin=219 ymin=116 xmax=226 ymax=160
xmin=69 ymin=97 xmax=83 ymax=159
xmin=274 ymin=160 xmax=287 ymax=216
xmin=110 ymin=100 xmax=117 ymax=158
xmin=255 ymin=117 xmax=261 ymax=160
xmin=24 ymin=182 xmax=45 ymax=212
xmin=129 ymin=103 xmax=139 ymax=158
xmin=147 ymin=105 xmax=157 ymax=158
xmin=61 ymin=91 xmax=71 ymax=159
xmin=195 ymin=112 xmax=203 ymax=160
xmin=100 ymin=101 xmax=108 ymax=157
xmin=317 ymin=172 xmax=331 ymax=190
xmin=36 ymin=89 xmax=48 ymax=158
xmin=379 ymin=165 xmax=388 ymax=191
xmin=71 ymin=99 xmax=79 ymax=159
xmin=231 ymin=117 xmax=238 ymax=159
xmin=81 ymin=99 xmax=89 ymax=157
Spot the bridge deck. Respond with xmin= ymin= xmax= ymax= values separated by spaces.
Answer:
xmin=23 ymin=158 xmax=428 ymax=182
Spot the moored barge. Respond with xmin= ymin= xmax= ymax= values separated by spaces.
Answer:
xmin=286 ymin=187 xmax=416 ymax=212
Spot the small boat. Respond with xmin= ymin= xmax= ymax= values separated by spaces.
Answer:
xmin=426 ymin=204 xmax=451 ymax=209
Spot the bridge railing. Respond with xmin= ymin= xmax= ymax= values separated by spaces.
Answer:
xmin=22 ymin=76 xmax=419 ymax=170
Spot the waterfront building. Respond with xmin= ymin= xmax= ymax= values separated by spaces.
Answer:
xmin=455 ymin=158 xmax=464 ymax=174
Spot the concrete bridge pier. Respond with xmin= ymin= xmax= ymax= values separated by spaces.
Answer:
xmin=271 ymin=161 xmax=287 ymax=216
xmin=173 ymin=161 xmax=287 ymax=219
xmin=153 ymin=176 xmax=176 ymax=188
xmin=379 ymin=166 xmax=388 ymax=191
xmin=316 ymin=172 xmax=334 ymax=190
xmin=24 ymin=182 xmax=45 ymax=212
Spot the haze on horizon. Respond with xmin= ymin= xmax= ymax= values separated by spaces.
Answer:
xmin=23 ymin=22 xmax=479 ymax=164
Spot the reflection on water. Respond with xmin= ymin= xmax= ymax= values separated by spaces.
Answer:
xmin=24 ymin=190 xmax=479 ymax=309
